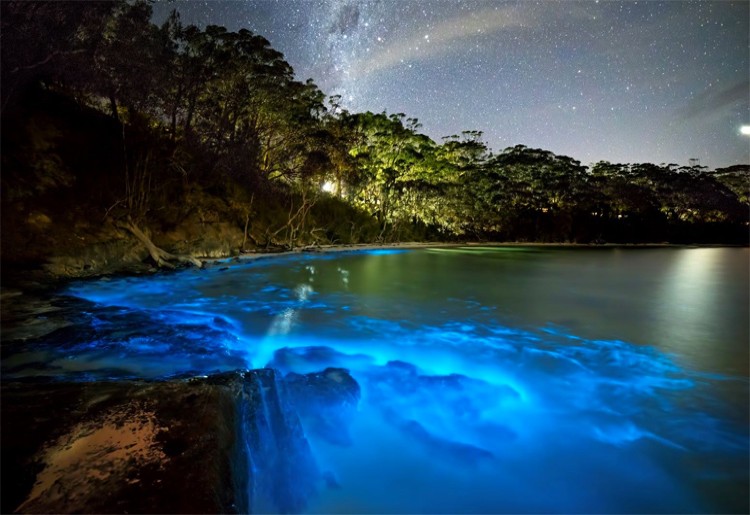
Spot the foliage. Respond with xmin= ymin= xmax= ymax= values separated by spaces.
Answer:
xmin=1 ymin=0 xmax=747 ymax=258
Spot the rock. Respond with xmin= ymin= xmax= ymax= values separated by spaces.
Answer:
xmin=1 ymin=300 xmax=249 ymax=382
xmin=240 ymin=369 xmax=319 ymax=514
xmin=269 ymin=345 xmax=372 ymax=375
xmin=159 ymin=220 xmax=243 ymax=260
xmin=0 ymin=290 xmax=72 ymax=342
xmin=2 ymin=377 xmax=243 ymax=514
xmin=363 ymin=360 xmax=517 ymax=461
xmin=367 ymin=360 xmax=520 ymax=424
xmin=1 ymin=369 xmax=321 ymax=514
xmin=285 ymin=367 xmax=361 ymax=446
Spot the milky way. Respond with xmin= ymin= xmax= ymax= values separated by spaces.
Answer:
xmin=152 ymin=1 xmax=749 ymax=168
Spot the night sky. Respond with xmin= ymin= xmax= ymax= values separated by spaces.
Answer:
xmin=152 ymin=1 xmax=749 ymax=169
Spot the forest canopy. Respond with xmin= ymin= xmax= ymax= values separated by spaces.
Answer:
xmin=2 ymin=0 xmax=748 ymax=268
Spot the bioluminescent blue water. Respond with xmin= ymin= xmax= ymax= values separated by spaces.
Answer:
xmin=4 ymin=247 xmax=748 ymax=513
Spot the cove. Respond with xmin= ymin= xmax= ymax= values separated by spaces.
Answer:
xmin=2 ymin=247 xmax=748 ymax=513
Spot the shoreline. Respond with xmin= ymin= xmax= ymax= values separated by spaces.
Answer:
xmin=2 ymin=240 xmax=747 ymax=290
xmin=204 ymin=240 xmax=747 ymax=266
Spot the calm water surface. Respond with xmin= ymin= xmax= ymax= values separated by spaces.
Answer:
xmin=6 ymin=247 xmax=749 ymax=513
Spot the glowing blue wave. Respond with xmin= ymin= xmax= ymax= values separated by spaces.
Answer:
xmin=5 ymin=249 xmax=747 ymax=513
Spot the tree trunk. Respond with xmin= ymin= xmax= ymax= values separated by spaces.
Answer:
xmin=185 ymin=94 xmax=197 ymax=134
xmin=119 ymin=219 xmax=202 ymax=269
xmin=109 ymin=91 xmax=119 ymax=122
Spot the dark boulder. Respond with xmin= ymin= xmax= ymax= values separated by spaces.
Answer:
xmin=285 ymin=367 xmax=361 ymax=446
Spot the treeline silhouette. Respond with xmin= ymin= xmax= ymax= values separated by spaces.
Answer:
xmin=2 ymin=1 xmax=747 ymax=261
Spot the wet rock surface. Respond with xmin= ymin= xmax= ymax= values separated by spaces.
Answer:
xmin=2 ymin=376 xmax=242 ymax=514
xmin=0 ymin=289 xmax=74 ymax=342
xmin=241 ymin=369 xmax=320 ymax=513
xmin=1 ymin=368 xmax=358 ymax=514
xmin=285 ymin=367 xmax=361 ymax=446
xmin=1 ymin=295 xmax=248 ymax=382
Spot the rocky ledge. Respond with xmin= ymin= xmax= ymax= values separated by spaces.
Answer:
xmin=1 ymin=368 xmax=360 ymax=514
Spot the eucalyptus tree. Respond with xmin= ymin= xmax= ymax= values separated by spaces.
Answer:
xmin=428 ymin=131 xmax=491 ymax=236
xmin=90 ymin=0 xmax=170 ymax=121
xmin=588 ymin=161 xmax=659 ymax=219
xmin=152 ymin=23 xmax=327 ymax=190
xmin=0 ymin=0 xmax=117 ymax=110
xmin=713 ymin=165 xmax=750 ymax=205
xmin=258 ymin=78 xmax=327 ymax=183
xmin=345 ymin=112 xmax=440 ymax=236
xmin=315 ymin=97 xmax=365 ymax=197
xmin=647 ymin=165 xmax=745 ymax=223
xmin=187 ymin=26 xmax=289 ymax=155
xmin=471 ymin=145 xmax=588 ymax=240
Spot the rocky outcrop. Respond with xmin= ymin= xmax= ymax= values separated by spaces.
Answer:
xmin=2 ymin=368 xmax=360 ymax=514
xmin=2 ymin=376 xmax=244 ymax=514
xmin=285 ymin=367 xmax=362 ymax=446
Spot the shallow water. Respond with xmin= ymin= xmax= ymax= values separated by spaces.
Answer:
xmin=5 ymin=247 xmax=749 ymax=513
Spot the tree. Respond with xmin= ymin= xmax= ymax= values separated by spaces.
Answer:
xmin=344 ymin=112 xmax=437 ymax=237
xmin=713 ymin=165 xmax=750 ymax=205
xmin=1 ymin=1 xmax=117 ymax=110
xmin=90 ymin=1 xmax=166 ymax=121
xmin=407 ymin=131 xmax=489 ymax=236
xmin=466 ymin=145 xmax=587 ymax=240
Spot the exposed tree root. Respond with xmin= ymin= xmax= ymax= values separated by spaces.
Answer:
xmin=118 ymin=219 xmax=202 ymax=269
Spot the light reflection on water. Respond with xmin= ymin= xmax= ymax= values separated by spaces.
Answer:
xmin=6 ymin=247 xmax=749 ymax=513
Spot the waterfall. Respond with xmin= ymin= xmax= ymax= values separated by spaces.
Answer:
xmin=237 ymin=369 xmax=319 ymax=514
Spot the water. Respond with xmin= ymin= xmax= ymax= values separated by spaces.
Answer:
xmin=4 ymin=246 xmax=749 ymax=513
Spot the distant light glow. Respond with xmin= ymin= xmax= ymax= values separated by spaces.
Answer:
xmin=321 ymin=180 xmax=335 ymax=193
xmin=741 ymin=125 xmax=750 ymax=136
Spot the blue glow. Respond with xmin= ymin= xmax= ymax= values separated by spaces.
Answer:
xmin=5 ymin=249 xmax=748 ymax=513
xmin=353 ymin=248 xmax=409 ymax=255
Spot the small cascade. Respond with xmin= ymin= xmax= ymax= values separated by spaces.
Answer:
xmin=238 ymin=369 xmax=320 ymax=514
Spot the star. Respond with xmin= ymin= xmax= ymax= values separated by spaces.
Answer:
xmin=152 ymin=0 xmax=750 ymax=168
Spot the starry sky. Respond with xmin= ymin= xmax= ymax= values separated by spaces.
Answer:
xmin=152 ymin=0 xmax=750 ymax=169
